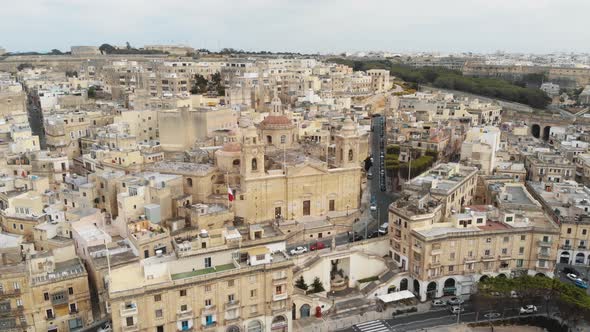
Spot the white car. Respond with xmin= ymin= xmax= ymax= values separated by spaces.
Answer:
xmin=370 ymin=204 xmax=377 ymax=211
xmin=519 ymin=305 xmax=537 ymax=314
xmin=98 ymin=323 xmax=112 ymax=332
xmin=290 ymin=246 xmax=307 ymax=255
xmin=431 ymin=299 xmax=446 ymax=307
xmin=449 ymin=306 xmax=464 ymax=314
xmin=447 ymin=297 xmax=464 ymax=305
xmin=484 ymin=312 xmax=501 ymax=319
xmin=567 ymin=273 xmax=578 ymax=281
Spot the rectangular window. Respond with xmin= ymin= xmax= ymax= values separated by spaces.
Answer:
xmin=69 ymin=303 xmax=77 ymax=313
xmin=228 ymin=279 xmax=234 ymax=287
xmin=181 ymin=304 xmax=187 ymax=311
xmin=46 ymin=309 xmax=54 ymax=319
xmin=126 ymin=317 xmax=134 ymax=327
xmin=204 ymin=257 xmax=212 ymax=268
xmin=519 ymin=247 xmax=525 ymax=254
xmin=516 ymin=259 xmax=524 ymax=267
xmin=502 ymin=248 xmax=508 ymax=255
xmin=205 ymin=299 xmax=212 ymax=307
xmin=44 ymin=292 xmax=49 ymax=301
xmin=68 ymin=287 xmax=73 ymax=295
xmin=204 ymin=285 xmax=211 ymax=292
xmin=228 ymin=294 xmax=235 ymax=303
xmin=448 ymin=265 xmax=454 ymax=272
xmin=180 ymin=289 xmax=187 ymax=297
xmin=250 ymin=289 xmax=257 ymax=298
xmin=155 ymin=309 xmax=163 ymax=318
xmin=154 ymin=294 xmax=161 ymax=302
xmin=329 ymin=199 xmax=335 ymax=211
xmin=520 ymin=235 xmax=526 ymax=241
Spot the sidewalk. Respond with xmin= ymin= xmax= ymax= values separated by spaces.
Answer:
xmin=294 ymin=300 xmax=432 ymax=331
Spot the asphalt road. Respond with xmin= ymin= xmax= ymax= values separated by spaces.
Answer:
xmin=343 ymin=300 xmax=551 ymax=332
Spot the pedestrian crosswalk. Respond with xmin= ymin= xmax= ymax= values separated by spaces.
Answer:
xmin=352 ymin=320 xmax=391 ymax=332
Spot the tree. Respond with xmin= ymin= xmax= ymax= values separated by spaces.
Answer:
xmin=17 ymin=63 xmax=34 ymax=71
xmin=310 ymin=277 xmax=325 ymax=293
xmin=50 ymin=49 xmax=63 ymax=55
xmin=295 ymin=276 xmax=308 ymax=291
xmin=99 ymin=43 xmax=116 ymax=54
xmin=87 ymin=86 xmax=96 ymax=99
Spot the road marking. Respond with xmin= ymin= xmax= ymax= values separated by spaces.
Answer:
xmin=353 ymin=320 xmax=391 ymax=332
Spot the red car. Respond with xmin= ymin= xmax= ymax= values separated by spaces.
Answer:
xmin=310 ymin=242 xmax=326 ymax=251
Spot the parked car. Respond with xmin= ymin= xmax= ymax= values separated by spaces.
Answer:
xmin=449 ymin=306 xmax=464 ymax=314
xmin=519 ymin=305 xmax=537 ymax=314
xmin=563 ymin=267 xmax=579 ymax=275
xmin=367 ymin=231 xmax=380 ymax=239
xmin=349 ymin=233 xmax=364 ymax=242
xmin=567 ymin=273 xmax=579 ymax=281
xmin=484 ymin=312 xmax=501 ymax=319
xmin=370 ymin=203 xmax=377 ymax=211
xmin=310 ymin=242 xmax=325 ymax=251
xmin=575 ymin=279 xmax=588 ymax=289
xmin=367 ymin=171 xmax=373 ymax=179
xmin=447 ymin=297 xmax=464 ymax=305
xmin=290 ymin=246 xmax=307 ymax=255
xmin=378 ymin=223 xmax=389 ymax=235
xmin=431 ymin=299 xmax=446 ymax=307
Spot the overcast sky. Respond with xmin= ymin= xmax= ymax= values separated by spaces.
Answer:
xmin=1 ymin=0 xmax=589 ymax=54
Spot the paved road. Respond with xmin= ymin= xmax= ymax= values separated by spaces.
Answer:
xmin=342 ymin=301 xmax=551 ymax=332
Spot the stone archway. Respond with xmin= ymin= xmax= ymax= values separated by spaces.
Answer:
xmin=271 ymin=315 xmax=288 ymax=332
xmin=413 ymin=279 xmax=420 ymax=294
xmin=443 ymin=278 xmax=456 ymax=296
xmin=543 ymin=126 xmax=551 ymax=141
xmin=532 ymin=124 xmax=541 ymax=138
xmin=427 ymin=281 xmax=437 ymax=299
xmin=535 ymin=273 xmax=546 ymax=278
xmin=400 ymin=278 xmax=408 ymax=291
xmin=300 ymin=304 xmax=311 ymax=318
xmin=560 ymin=251 xmax=570 ymax=264
xmin=497 ymin=273 xmax=507 ymax=278
xmin=247 ymin=320 xmax=263 ymax=332
xmin=576 ymin=253 xmax=585 ymax=264
xmin=479 ymin=275 xmax=489 ymax=282
xmin=227 ymin=326 xmax=240 ymax=332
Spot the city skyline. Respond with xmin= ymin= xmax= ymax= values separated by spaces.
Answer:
xmin=2 ymin=0 xmax=590 ymax=54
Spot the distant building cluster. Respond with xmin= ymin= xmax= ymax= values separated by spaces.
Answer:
xmin=1 ymin=48 xmax=590 ymax=332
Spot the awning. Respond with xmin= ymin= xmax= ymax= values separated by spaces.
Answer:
xmin=377 ymin=290 xmax=415 ymax=303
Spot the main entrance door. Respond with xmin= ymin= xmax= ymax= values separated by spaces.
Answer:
xmin=303 ymin=200 xmax=311 ymax=216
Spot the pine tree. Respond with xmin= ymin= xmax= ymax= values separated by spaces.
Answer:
xmin=311 ymin=277 xmax=325 ymax=293
xmin=295 ymin=276 xmax=308 ymax=291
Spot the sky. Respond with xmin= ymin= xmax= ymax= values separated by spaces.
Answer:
xmin=1 ymin=0 xmax=589 ymax=54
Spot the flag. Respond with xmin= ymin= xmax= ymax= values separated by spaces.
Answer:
xmin=227 ymin=186 xmax=234 ymax=202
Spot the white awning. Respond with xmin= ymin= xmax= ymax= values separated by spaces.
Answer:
xmin=377 ymin=290 xmax=415 ymax=303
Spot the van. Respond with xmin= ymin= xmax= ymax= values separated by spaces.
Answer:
xmin=378 ymin=223 xmax=389 ymax=235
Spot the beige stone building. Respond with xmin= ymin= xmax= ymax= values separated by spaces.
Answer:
xmin=29 ymin=248 xmax=93 ymax=332
xmin=389 ymin=182 xmax=559 ymax=301
xmin=108 ymin=248 xmax=293 ymax=332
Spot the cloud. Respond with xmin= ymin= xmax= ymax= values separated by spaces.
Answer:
xmin=1 ymin=0 xmax=589 ymax=53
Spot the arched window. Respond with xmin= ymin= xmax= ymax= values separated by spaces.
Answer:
xmin=280 ymin=135 xmax=286 ymax=144
xmin=247 ymin=320 xmax=262 ymax=332
xmin=267 ymin=135 xmax=272 ymax=144
xmin=186 ymin=178 xmax=193 ymax=187
xmin=251 ymin=158 xmax=258 ymax=171
xmin=348 ymin=149 xmax=353 ymax=162
xmin=232 ymin=159 xmax=240 ymax=166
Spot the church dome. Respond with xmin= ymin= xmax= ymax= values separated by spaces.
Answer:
xmin=261 ymin=115 xmax=292 ymax=126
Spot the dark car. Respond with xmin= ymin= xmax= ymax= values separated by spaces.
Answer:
xmin=563 ymin=267 xmax=580 ymax=275
xmin=367 ymin=231 xmax=380 ymax=239
xmin=348 ymin=233 xmax=364 ymax=242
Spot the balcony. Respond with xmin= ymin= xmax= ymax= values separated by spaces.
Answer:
xmin=122 ymin=324 xmax=139 ymax=332
xmin=273 ymin=273 xmax=288 ymax=282
xmin=201 ymin=305 xmax=216 ymax=316
xmin=273 ymin=292 xmax=288 ymax=301
xmin=561 ymin=244 xmax=572 ymax=250
xmin=429 ymin=262 xmax=441 ymax=268
xmin=412 ymin=245 xmax=422 ymax=253
xmin=463 ymin=256 xmax=477 ymax=263
xmin=45 ymin=314 xmax=56 ymax=321
xmin=202 ymin=322 xmax=217 ymax=330
xmin=538 ymin=251 xmax=551 ymax=259
xmin=176 ymin=309 xmax=193 ymax=320
xmin=498 ymin=266 xmax=511 ymax=273
xmin=481 ymin=255 xmax=495 ymax=261
xmin=535 ymin=263 xmax=553 ymax=271
xmin=0 ymin=289 xmax=21 ymax=299
xmin=578 ymin=246 xmax=587 ymax=250
xmin=224 ymin=300 xmax=240 ymax=310
xmin=537 ymin=240 xmax=552 ymax=247
xmin=177 ymin=326 xmax=194 ymax=332
xmin=120 ymin=304 xmax=138 ymax=316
